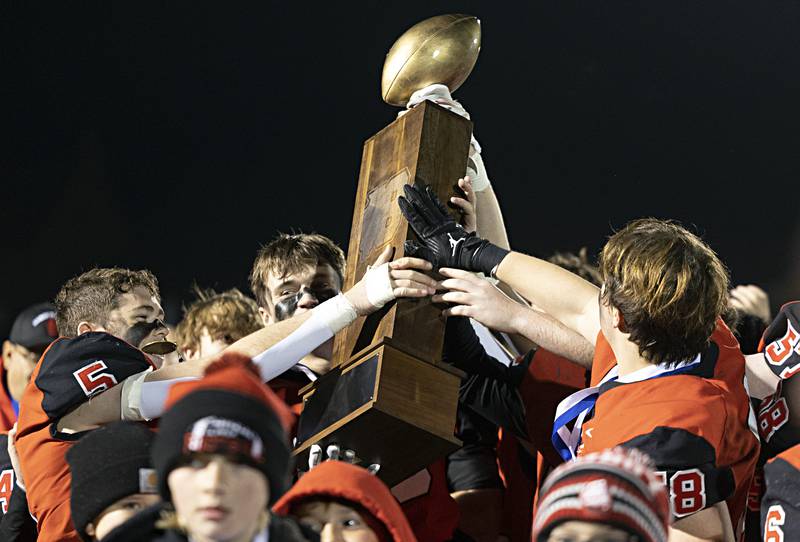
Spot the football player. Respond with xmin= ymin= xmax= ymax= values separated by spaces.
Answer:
xmin=399 ymin=184 xmax=759 ymax=540
xmin=0 ymin=428 xmax=36 ymax=542
xmin=16 ymin=252 xmax=435 ymax=541
xmin=736 ymin=302 xmax=800 ymax=540
xmin=761 ymin=443 xmax=800 ymax=542
xmin=249 ymin=232 xmax=346 ymax=378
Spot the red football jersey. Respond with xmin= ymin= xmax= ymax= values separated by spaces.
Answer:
xmin=16 ymin=332 xmax=153 ymax=542
xmin=494 ymin=348 xmax=588 ymax=541
xmin=391 ymin=460 xmax=459 ymax=542
xmin=761 ymin=444 xmax=800 ymax=542
xmin=579 ymin=320 xmax=760 ymax=536
xmin=746 ymin=302 xmax=800 ymax=541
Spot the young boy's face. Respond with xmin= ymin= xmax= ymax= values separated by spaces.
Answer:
xmin=168 ymin=454 xmax=269 ymax=542
xmin=546 ymin=520 xmax=633 ymax=542
xmin=260 ymin=262 xmax=341 ymax=325
xmin=87 ymin=493 xmax=160 ymax=540
xmin=295 ymin=500 xmax=379 ymax=542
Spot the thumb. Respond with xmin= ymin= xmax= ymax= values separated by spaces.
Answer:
xmin=404 ymin=241 xmax=435 ymax=263
xmin=371 ymin=245 xmax=394 ymax=267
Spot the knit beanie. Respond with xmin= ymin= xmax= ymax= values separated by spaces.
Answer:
xmin=532 ymin=447 xmax=670 ymax=542
xmin=67 ymin=421 xmax=158 ymax=542
xmin=151 ymin=354 xmax=294 ymax=506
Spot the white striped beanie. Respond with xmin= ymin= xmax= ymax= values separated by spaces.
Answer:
xmin=532 ymin=447 xmax=670 ymax=542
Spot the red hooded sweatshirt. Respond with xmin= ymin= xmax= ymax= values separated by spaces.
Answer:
xmin=273 ymin=461 xmax=418 ymax=542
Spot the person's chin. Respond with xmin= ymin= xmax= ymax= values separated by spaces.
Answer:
xmin=194 ymin=509 xmax=233 ymax=536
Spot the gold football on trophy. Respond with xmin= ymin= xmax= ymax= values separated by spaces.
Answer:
xmin=381 ymin=14 xmax=481 ymax=107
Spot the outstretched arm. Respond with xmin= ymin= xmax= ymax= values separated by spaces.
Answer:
xmin=436 ymin=268 xmax=595 ymax=367
xmin=399 ymin=183 xmax=601 ymax=344
xmin=494 ymin=253 xmax=601 ymax=344
xmin=57 ymin=248 xmax=437 ymax=432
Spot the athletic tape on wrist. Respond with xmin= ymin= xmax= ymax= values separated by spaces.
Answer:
xmin=365 ymin=263 xmax=395 ymax=308
xmin=120 ymin=368 xmax=152 ymax=421
xmin=120 ymin=368 xmax=198 ymax=421
xmin=467 ymin=152 xmax=491 ymax=192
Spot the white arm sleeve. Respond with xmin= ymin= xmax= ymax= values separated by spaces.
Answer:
xmin=252 ymin=293 xmax=357 ymax=382
xmin=121 ymin=369 xmax=198 ymax=421
xmin=121 ymin=293 xmax=359 ymax=421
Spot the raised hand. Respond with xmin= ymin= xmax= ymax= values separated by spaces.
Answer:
xmin=450 ymin=176 xmax=477 ymax=233
xmin=433 ymin=268 xmax=527 ymax=334
xmin=398 ymin=184 xmax=508 ymax=275
xmin=344 ymin=246 xmax=437 ymax=316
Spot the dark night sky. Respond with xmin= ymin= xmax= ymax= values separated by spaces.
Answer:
xmin=3 ymin=1 xmax=800 ymax=334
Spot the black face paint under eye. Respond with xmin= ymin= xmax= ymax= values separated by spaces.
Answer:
xmin=124 ymin=319 xmax=164 ymax=348
xmin=273 ymin=287 xmax=339 ymax=322
xmin=274 ymin=292 xmax=302 ymax=322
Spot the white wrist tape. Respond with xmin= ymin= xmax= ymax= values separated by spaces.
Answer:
xmin=120 ymin=368 xmax=197 ymax=421
xmin=365 ymin=263 xmax=395 ymax=308
xmin=467 ymin=151 xmax=491 ymax=192
xmin=120 ymin=369 xmax=151 ymax=421
xmin=404 ymin=84 xmax=488 ymax=190
xmin=252 ymin=294 xmax=357 ymax=382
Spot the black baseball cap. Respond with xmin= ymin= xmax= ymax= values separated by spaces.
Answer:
xmin=8 ymin=302 xmax=59 ymax=350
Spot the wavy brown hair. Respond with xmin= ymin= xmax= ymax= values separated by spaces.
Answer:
xmin=174 ymin=287 xmax=262 ymax=353
xmin=599 ymin=219 xmax=729 ymax=365
xmin=55 ymin=268 xmax=160 ymax=338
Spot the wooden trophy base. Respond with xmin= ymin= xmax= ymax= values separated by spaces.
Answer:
xmin=293 ymin=340 xmax=462 ymax=486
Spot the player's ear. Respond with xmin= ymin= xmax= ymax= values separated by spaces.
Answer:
xmin=85 ymin=522 xmax=95 ymax=538
xmin=2 ymin=341 xmax=12 ymax=369
xmin=76 ymin=321 xmax=97 ymax=336
xmin=258 ymin=306 xmax=272 ymax=326
xmin=613 ymin=307 xmax=628 ymax=333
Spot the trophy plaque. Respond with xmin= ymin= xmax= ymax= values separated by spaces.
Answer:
xmin=293 ymin=14 xmax=481 ymax=486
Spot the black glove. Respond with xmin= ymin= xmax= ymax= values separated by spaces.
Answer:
xmin=397 ymin=184 xmax=509 ymax=275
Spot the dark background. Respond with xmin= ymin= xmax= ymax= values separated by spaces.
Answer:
xmin=3 ymin=1 xmax=799 ymax=334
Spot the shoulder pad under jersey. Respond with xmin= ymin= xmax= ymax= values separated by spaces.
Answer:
xmin=760 ymin=301 xmax=800 ymax=380
xmin=35 ymin=332 xmax=152 ymax=421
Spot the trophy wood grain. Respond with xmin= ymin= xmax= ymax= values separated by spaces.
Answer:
xmin=332 ymin=101 xmax=472 ymax=367
xmin=294 ymin=101 xmax=470 ymax=483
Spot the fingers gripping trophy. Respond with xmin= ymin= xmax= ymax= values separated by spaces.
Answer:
xmin=293 ymin=14 xmax=484 ymax=485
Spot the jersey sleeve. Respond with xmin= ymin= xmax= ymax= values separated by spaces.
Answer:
xmin=621 ymin=426 xmax=736 ymax=520
xmin=34 ymin=332 xmax=152 ymax=422
xmin=0 ymin=434 xmax=36 ymax=542
xmin=762 ymin=454 xmax=800 ymax=542
xmin=759 ymin=301 xmax=800 ymax=380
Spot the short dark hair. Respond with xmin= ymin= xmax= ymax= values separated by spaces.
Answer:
xmin=249 ymin=232 xmax=346 ymax=308
xmin=55 ymin=268 xmax=160 ymax=337
xmin=599 ymin=219 xmax=729 ymax=365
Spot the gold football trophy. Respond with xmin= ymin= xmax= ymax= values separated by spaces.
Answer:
xmin=293 ymin=14 xmax=481 ymax=485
